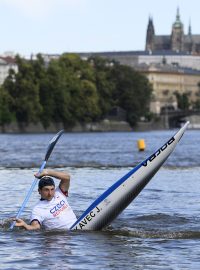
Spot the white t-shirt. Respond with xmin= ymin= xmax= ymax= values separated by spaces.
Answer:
xmin=30 ymin=187 xmax=77 ymax=230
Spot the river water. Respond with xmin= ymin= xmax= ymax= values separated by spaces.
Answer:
xmin=0 ymin=129 xmax=200 ymax=269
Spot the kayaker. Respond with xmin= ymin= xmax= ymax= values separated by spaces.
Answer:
xmin=13 ymin=169 xmax=77 ymax=230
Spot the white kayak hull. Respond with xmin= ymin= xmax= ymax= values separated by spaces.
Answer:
xmin=71 ymin=122 xmax=189 ymax=230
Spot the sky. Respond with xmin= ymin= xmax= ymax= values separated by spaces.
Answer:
xmin=0 ymin=0 xmax=200 ymax=57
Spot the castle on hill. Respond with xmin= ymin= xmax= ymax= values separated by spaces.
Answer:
xmin=146 ymin=8 xmax=200 ymax=54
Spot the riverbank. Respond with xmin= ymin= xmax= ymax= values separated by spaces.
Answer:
xmin=0 ymin=120 xmax=133 ymax=133
xmin=0 ymin=115 xmax=199 ymax=133
xmin=0 ymin=119 xmax=180 ymax=133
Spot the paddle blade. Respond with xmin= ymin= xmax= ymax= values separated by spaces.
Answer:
xmin=44 ymin=130 xmax=64 ymax=161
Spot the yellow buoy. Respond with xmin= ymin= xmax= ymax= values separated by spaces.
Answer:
xmin=137 ymin=139 xmax=146 ymax=151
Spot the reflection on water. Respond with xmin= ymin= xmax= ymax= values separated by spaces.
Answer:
xmin=0 ymin=130 xmax=200 ymax=269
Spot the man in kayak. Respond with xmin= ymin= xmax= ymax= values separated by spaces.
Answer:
xmin=13 ymin=169 xmax=77 ymax=230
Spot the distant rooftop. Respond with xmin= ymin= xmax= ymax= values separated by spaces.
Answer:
xmin=135 ymin=62 xmax=200 ymax=75
xmin=78 ymin=50 xmax=200 ymax=56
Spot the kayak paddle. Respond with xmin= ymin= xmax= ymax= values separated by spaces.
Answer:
xmin=10 ymin=130 xmax=64 ymax=230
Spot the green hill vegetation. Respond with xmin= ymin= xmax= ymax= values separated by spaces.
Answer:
xmin=0 ymin=54 xmax=152 ymax=129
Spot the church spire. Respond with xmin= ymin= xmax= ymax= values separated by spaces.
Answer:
xmin=176 ymin=7 xmax=180 ymax=21
xmin=145 ymin=16 xmax=155 ymax=51
xmin=173 ymin=7 xmax=183 ymax=28
xmin=188 ymin=19 xmax=192 ymax=35
xmin=171 ymin=7 xmax=184 ymax=52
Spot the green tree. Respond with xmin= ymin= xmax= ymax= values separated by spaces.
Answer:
xmin=4 ymin=56 xmax=42 ymax=124
xmin=70 ymin=79 xmax=100 ymax=123
xmin=43 ymin=59 xmax=74 ymax=127
xmin=0 ymin=86 xmax=14 ymax=125
xmin=175 ymin=92 xmax=190 ymax=110
xmin=109 ymin=64 xmax=152 ymax=126
xmin=1 ymin=53 xmax=153 ymax=129
xmin=89 ymin=56 xmax=115 ymax=118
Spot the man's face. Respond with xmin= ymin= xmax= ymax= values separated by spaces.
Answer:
xmin=39 ymin=185 xmax=55 ymax=201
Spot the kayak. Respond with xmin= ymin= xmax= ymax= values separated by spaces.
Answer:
xmin=70 ymin=121 xmax=189 ymax=230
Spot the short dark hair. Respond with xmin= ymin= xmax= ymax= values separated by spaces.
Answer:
xmin=38 ymin=176 xmax=55 ymax=190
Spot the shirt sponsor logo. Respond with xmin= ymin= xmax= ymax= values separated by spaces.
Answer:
xmin=50 ymin=200 xmax=68 ymax=217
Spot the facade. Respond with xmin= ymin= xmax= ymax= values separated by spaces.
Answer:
xmin=146 ymin=8 xmax=200 ymax=54
xmin=136 ymin=63 xmax=200 ymax=114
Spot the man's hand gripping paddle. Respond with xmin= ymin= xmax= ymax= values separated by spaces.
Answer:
xmin=10 ymin=130 xmax=64 ymax=230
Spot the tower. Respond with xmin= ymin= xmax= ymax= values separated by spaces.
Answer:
xmin=171 ymin=8 xmax=184 ymax=52
xmin=187 ymin=20 xmax=196 ymax=53
xmin=145 ymin=16 xmax=155 ymax=51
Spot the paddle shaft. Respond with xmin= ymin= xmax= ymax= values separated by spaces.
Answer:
xmin=10 ymin=161 xmax=47 ymax=230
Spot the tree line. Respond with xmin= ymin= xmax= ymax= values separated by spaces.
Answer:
xmin=0 ymin=54 xmax=152 ymax=129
